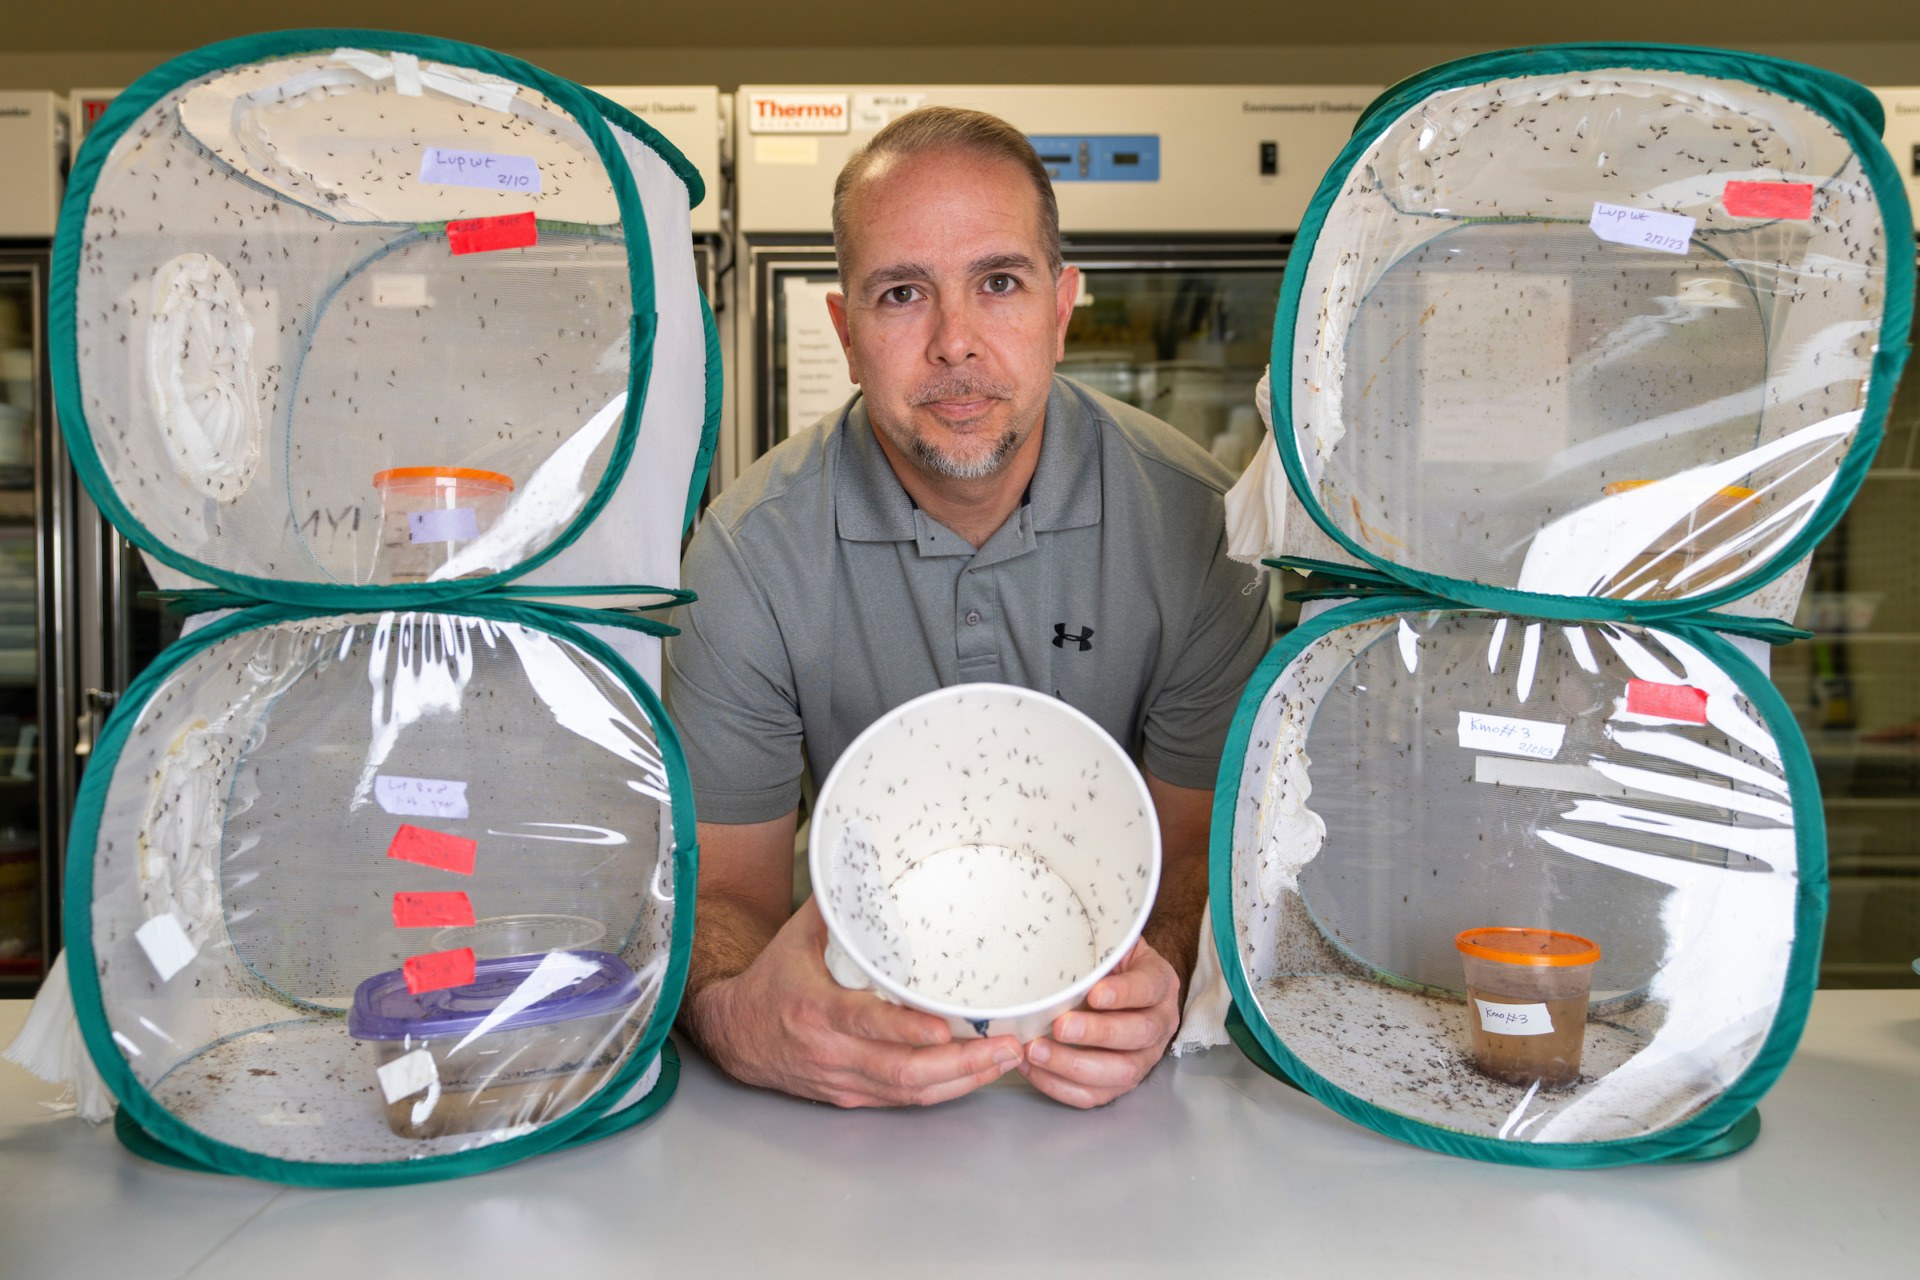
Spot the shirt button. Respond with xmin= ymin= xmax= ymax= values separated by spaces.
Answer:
xmin=965 ymin=611 xmax=982 ymax=626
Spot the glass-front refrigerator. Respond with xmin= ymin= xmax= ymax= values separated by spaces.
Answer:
xmin=0 ymin=248 xmax=68 ymax=993
xmin=748 ymin=238 xmax=1286 ymax=470
xmin=1767 ymin=235 xmax=1920 ymax=988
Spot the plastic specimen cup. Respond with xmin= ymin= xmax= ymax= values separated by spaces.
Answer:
xmin=1455 ymin=927 xmax=1601 ymax=1090
xmin=371 ymin=466 xmax=514 ymax=583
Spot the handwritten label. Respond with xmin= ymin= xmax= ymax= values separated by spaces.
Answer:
xmin=392 ymin=891 xmax=477 ymax=929
xmin=375 ymin=1047 xmax=439 ymax=1102
xmin=1625 ymin=679 xmax=1710 ymax=724
xmin=1723 ymin=180 xmax=1814 ymax=220
xmin=1476 ymin=999 xmax=1554 ymax=1036
xmin=375 ymin=774 xmax=470 ymax=820
xmin=446 ymin=210 xmax=537 ymax=255
xmin=134 ymin=912 xmax=198 ymax=982
xmin=1457 ymin=711 xmax=1567 ymax=761
xmin=420 ymin=148 xmax=542 ymax=193
xmin=386 ymin=824 xmax=478 ymax=876
xmin=1590 ymin=202 xmax=1695 ymax=255
xmin=403 ymin=947 xmax=477 ymax=995
xmin=409 ymin=507 xmax=479 ymax=544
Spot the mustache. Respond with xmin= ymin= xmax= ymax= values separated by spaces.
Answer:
xmin=908 ymin=376 xmax=1014 ymax=406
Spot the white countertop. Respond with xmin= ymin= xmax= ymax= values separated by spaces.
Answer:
xmin=1 ymin=991 xmax=1916 ymax=1279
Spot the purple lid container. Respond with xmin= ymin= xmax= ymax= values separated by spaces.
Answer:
xmin=347 ymin=950 xmax=641 ymax=1042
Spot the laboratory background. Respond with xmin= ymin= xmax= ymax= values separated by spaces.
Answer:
xmin=0 ymin=2 xmax=1916 ymax=1274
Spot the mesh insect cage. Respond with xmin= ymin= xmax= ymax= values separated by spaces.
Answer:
xmin=1212 ymin=45 xmax=1912 ymax=1166
xmin=51 ymin=31 xmax=716 ymax=1184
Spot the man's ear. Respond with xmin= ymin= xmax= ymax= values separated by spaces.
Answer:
xmin=825 ymin=289 xmax=859 ymax=385
xmin=1053 ymin=265 xmax=1080 ymax=361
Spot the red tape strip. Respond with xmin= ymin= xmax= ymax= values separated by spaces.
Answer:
xmin=386 ymin=824 xmax=477 ymax=876
xmin=392 ymin=891 xmax=477 ymax=929
xmin=1723 ymin=181 xmax=1814 ymax=220
xmin=404 ymin=947 xmax=477 ymax=995
xmin=1626 ymin=679 xmax=1710 ymax=724
xmin=446 ymin=210 xmax=537 ymax=255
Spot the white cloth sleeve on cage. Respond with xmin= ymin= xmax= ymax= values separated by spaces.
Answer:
xmin=1222 ymin=367 xmax=1290 ymax=570
xmin=519 ymin=128 xmax=705 ymax=597
xmin=1171 ymin=903 xmax=1232 ymax=1055
xmin=1 ymin=950 xmax=116 ymax=1122
xmin=146 ymin=253 xmax=262 ymax=504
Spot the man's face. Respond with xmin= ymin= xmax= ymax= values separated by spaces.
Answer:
xmin=827 ymin=148 xmax=1079 ymax=482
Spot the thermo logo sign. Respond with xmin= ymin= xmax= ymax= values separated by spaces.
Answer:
xmin=747 ymin=92 xmax=852 ymax=134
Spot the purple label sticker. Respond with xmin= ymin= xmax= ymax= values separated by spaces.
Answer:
xmin=419 ymin=147 xmax=542 ymax=194
xmin=409 ymin=507 xmax=479 ymax=544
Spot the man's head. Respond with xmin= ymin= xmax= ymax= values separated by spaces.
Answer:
xmin=826 ymin=107 xmax=1077 ymax=485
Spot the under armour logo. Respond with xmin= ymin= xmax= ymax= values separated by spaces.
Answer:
xmin=1053 ymin=624 xmax=1094 ymax=651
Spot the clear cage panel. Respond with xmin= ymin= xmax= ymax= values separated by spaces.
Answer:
xmin=1284 ymin=68 xmax=1899 ymax=612
xmin=1226 ymin=608 xmax=1815 ymax=1148
xmin=79 ymin=609 xmax=681 ymax=1166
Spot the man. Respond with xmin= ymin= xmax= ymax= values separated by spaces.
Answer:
xmin=665 ymin=106 xmax=1270 ymax=1109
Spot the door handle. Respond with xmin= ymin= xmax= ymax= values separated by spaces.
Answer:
xmin=74 ymin=686 xmax=118 ymax=759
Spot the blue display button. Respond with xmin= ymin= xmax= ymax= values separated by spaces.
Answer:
xmin=1026 ymin=134 xmax=1161 ymax=182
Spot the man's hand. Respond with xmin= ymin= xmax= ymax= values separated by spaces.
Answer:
xmin=1016 ymin=938 xmax=1181 ymax=1108
xmin=693 ymin=897 xmax=1025 ymax=1108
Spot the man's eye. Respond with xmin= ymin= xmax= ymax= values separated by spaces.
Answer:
xmin=884 ymin=285 xmax=917 ymax=304
xmin=984 ymin=274 xmax=1017 ymax=294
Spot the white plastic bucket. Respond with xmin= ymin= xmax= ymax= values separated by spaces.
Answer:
xmin=810 ymin=684 xmax=1161 ymax=1042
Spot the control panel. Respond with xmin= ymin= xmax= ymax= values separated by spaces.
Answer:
xmin=1026 ymin=134 xmax=1161 ymax=182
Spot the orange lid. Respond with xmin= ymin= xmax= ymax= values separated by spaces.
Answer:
xmin=372 ymin=466 xmax=514 ymax=491
xmin=1602 ymin=479 xmax=1756 ymax=500
xmin=1455 ymin=927 xmax=1601 ymax=967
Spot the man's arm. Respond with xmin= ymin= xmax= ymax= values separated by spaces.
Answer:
xmin=1014 ymin=769 xmax=1208 ymax=1108
xmin=1140 ymin=771 xmax=1213 ymax=995
xmin=678 ymin=814 xmax=1025 ymax=1107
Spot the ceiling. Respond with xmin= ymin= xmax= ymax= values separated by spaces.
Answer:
xmin=7 ymin=0 xmax=1918 ymax=53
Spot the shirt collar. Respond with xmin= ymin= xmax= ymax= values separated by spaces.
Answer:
xmin=834 ymin=377 xmax=1103 ymax=544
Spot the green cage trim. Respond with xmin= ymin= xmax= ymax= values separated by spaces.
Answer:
xmin=685 ymin=290 xmax=724 ymax=535
xmin=1270 ymin=558 xmax=1817 ymax=646
xmin=64 ymin=597 xmax=701 ymax=1187
xmin=1208 ymin=593 xmax=1828 ymax=1168
xmin=112 ymin=1040 xmax=683 ymax=1177
xmin=51 ymin=30 xmax=665 ymax=612
xmin=1267 ymin=43 xmax=1915 ymax=623
xmin=577 ymin=86 xmax=706 ymax=210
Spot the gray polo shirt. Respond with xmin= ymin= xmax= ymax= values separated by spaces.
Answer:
xmin=664 ymin=375 xmax=1272 ymax=824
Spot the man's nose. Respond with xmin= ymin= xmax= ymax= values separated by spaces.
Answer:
xmin=927 ymin=296 xmax=980 ymax=365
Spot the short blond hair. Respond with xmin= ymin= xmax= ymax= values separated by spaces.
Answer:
xmin=831 ymin=105 xmax=1062 ymax=287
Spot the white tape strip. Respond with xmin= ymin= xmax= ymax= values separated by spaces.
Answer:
xmin=376 ymin=1047 xmax=439 ymax=1103
xmin=134 ymin=913 xmax=198 ymax=982
xmin=392 ymin=52 xmax=423 ymax=97
xmin=1474 ymin=755 xmax=1638 ymax=799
